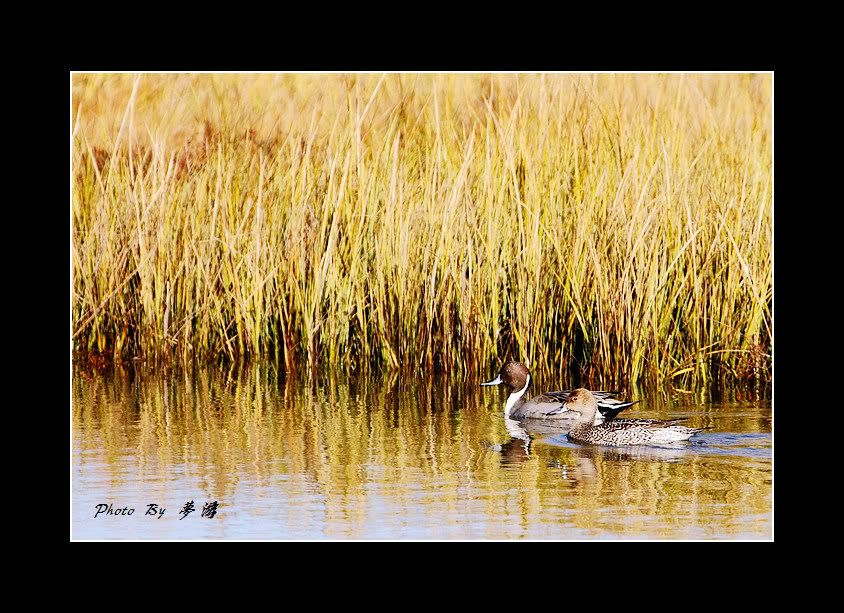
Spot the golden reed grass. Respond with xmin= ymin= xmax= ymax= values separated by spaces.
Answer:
xmin=72 ymin=74 xmax=771 ymax=390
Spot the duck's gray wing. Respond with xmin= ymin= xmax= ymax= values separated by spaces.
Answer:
xmin=512 ymin=393 xmax=568 ymax=418
xmin=542 ymin=390 xmax=620 ymax=402
xmin=542 ymin=390 xmax=639 ymax=418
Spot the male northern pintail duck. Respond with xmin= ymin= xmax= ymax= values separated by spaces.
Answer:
xmin=557 ymin=388 xmax=710 ymax=446
xmin=480 ymin=361 xmax=637 ymax=422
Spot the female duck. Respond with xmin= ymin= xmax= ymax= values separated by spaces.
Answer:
xmin=559 ymin=388 xmax=709 ymax=446
xmin=480 ymin=361 xmax=637 ymax=422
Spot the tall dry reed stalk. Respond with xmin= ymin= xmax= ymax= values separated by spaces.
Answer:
xmin=72 ymin=73 xmax=771 ymax=390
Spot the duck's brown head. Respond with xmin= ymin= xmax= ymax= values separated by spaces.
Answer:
xmin=562 ymin=388 xmax=599 ymax=421
xmin=480 ymin=361 xmax=530 ymax=392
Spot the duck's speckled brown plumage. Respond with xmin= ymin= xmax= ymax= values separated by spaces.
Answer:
xmin=562 ymin=388 xmax=709 ymax=446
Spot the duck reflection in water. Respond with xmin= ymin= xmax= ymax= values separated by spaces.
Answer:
xmin=487 ymin=418 xmax=533 ymax=462
xmin=491 ymin=418 xmax=585 ymax=466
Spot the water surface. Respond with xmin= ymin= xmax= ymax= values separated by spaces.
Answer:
xmin=72 ymin=366 xmax=772 ymax=540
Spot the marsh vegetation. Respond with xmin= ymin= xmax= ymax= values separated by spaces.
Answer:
xmin=72 ymin=73 xmax=771 ymax=391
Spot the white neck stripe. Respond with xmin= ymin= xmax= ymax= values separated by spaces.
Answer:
xmin=505 ymin=374 xmax=530 ymax=417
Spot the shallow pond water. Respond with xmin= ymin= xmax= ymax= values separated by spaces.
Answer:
xmin=72 ymin=365 xmax=772 ymax=540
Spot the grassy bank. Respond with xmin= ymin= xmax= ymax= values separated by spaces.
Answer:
xmin=71 ymin=73 xmax=771 ymax=390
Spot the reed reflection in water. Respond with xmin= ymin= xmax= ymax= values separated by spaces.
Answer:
xmin=72 ymin=365 xmax=772 ymax=539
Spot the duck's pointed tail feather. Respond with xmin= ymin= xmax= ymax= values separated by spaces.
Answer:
xmin=598 ymin=400 xmax=640 ymax=420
